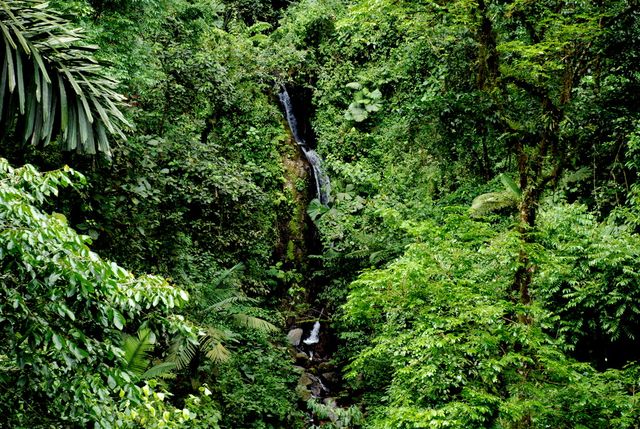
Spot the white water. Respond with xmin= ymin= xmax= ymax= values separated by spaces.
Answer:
xmin=279 ymin=89 xmax=331 ymax=205
xmin=303 ymin=321 xmax=321 ymax=345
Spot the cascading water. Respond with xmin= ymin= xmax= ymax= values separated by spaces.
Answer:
xmin=303 ymin=321 xmax=321 ymax=345
xmin=279 ymin=88 xmax=338 ymax=407
xmin=278 ymin=88 xmax=331 ymax=206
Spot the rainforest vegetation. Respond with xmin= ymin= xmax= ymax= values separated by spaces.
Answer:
xmin=1 ymin=0 xmax=640 ymax=427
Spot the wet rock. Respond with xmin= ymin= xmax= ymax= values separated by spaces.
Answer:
xmin=317 ymin=361 xmax=335 ymax=372
xmin=295 ymin=352 xmax=309 ymax=364
xmin=321 ymin=372 xmax=340 ymax=385
xmin=299 ymin=372 xmax=328 ymax=398
xmin=323 ymin=397 xmax=337 ymax=407
xmin=299 ymin=373 xmax=313 ymax=386
xmin=287 ymin=328 xmax=304 ymax=346
xmin=309 ymin=383 xmax=323 ymax=398
xmin=296 ymin=384 xmax=312 ymax=401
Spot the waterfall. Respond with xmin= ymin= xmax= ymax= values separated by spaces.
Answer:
xmin=279 ymin=89 xmax=331 ymax=205
xmin=303 ymin=321 xmax=321 ymax=345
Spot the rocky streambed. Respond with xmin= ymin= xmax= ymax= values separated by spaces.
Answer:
xmin=287 ymin=318 xmax=347 ymax=425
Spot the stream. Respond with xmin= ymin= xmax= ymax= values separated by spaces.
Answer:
xmin=278 ymin=87 xmax=345 ymax=425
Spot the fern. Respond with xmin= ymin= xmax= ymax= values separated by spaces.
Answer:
xmin=232 ymin=313 xmax=279 ymax=333
xmin=470 ymin=191 xmax=519 ymax=217
xmin=166 ymin=264 xmax=281 ymax=371
xmin=211 ymin=262 xmax=245 ymax=288
xmin=123 ymin=328 xmax=176 ymax=379
xmin=167 ymin=334 xmax=198 ymax=371
xmin=141 ymin=362 xmax=177 ymax=380
xmin=470 ymin=174 xmax=522 ymax=217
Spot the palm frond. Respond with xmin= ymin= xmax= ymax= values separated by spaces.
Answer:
xmin=0 ymin=0 xmax=129 ymax=156
xmin=123 ymin=328 xmax=155 ymax=376
xmin=204 ymin=342 xmax=231 ymax=364
xmin=202 ymin=288 xmax=254 ymax=313
xmin=141 ymin=361 xmax=177 ymax=379
xmin=210 ymin=262 xmax=245 ymax=288
xmin=200 ymin=326 xmax=234 ymax=364
xmin=232 ymin=313 xmax=279 ymax=333
xmin=166 ymin=334 xmax=198 ymax=370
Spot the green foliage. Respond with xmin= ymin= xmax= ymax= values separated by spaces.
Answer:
xmin=535 ymin=202 xmax=640 ymax=362
xmin=119 ymin=382 xmax=222 ymax=429
xmin=212 ymin=330 xmax=305 ymax=429
xmin=0 ymin=0 xmax=129 ymax=155
xmin=344 ymin=83 xmax=382 ymax=123
xmin=307 ymin=399 xmax=364 ymax=429
xmin=340 ymin=209 xmax=640 ymax=428
xmin=0 ymin=158 xmax=197 ymax=426
xmin=4 ymin=0 xmax=640 ymax=427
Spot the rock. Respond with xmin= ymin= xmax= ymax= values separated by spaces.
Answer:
xmin=287 ymin=328 xmax=304 ymax=346
xmin=295 ymin=352 xmax=308 ymax=364
xmin=317 ymin=361 xmax=335 ymax=372
xmin=310 ymin=383 xmax=323 ymax=398
xmin=321 ymin=372 xmax=340 ymax=385
xmin=295 ymin=384 xmax=312 ymax=401
xmin=323 ymin=397 xmax=337 ymax=407
xmin=299 ymin=373 xmax=313 ymax=386
xmin=291 ymin=365 xmax=305 ymax=374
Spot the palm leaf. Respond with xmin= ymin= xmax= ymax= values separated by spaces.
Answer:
xmin=141 ymin=361 xmax=177 ymax=379
xmin=0 ymin=0 xmax=129 ymax=157
xmin=123 ymin=328 xmax=155 ymax=376
xmin=166 ymin=334 xmax=198 ymax=370
xmin=211 ymin=262 xmax=245 ymax=288
xmin=200 ymin=326 xmax=232 ymax=364
xmin=204 ymin=342 xmax=231 ymax=364
xmin=499 ymin=173 xmax=522 ymax=197
xmin=232 ymin=313 xmax=279 ymax=333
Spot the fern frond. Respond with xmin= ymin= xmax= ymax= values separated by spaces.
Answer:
xmin=123 ymin=328 xmax=155 ymax=376
xmin=141 ymin=361 xmax=177 ymax=379
xmin=204 ymin=342 xmax=231 ymax=364
xmin=232 ymin=313 xmax=279 ymax=333
xmin=166 ymin=335 xmax=198 ymax=370
xmin=199 ymin=326 xmax=233 ymax=364
xmin=470 ymin=191 xmax=519 ymax=217
xmin=211 ymin=262 xmax=245 ymax=288
xmin=202 ymin=289 xmax=252 ymax=313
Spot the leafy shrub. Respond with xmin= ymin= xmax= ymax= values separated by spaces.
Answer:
xmin=0 ymin=159 xmax=198 ymax=427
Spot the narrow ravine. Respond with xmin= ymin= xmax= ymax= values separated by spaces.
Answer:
xmin=277 ymin=86 xmax=349 ymax=426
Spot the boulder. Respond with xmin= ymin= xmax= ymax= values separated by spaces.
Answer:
xmin=291 ymin=365 xmax=305 ymax=374
xmin=321 ymin=372 xmax=340 ymax=385
xmin=299 ymin=373 xmax=313 ymax=386
xmin=295 ymin=384 xmax=312 ymax=401
xmin=287 ymin=328 xmax=304 ymax=346
xmin=317 ymin=361 xmax=335 ymax=372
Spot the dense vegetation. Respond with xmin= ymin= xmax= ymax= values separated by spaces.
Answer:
xmin=1 ymin=0 xmax=639 ymax=427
